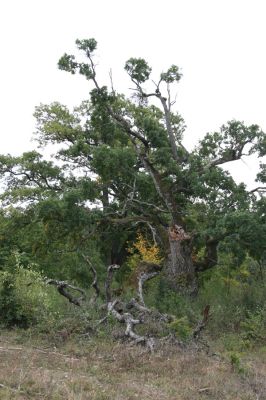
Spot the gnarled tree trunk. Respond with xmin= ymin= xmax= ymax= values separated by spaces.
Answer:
xmin=164 ymin=225 xmax=197 ymax=294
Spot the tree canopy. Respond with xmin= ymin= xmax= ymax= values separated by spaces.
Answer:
xmin=0 ymin=38 xmax=265 ymax=293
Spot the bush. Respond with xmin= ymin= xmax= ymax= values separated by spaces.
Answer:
xmin=230 ymin=352 xmax=246 ymax=374
xmin=168 ymin=316 xmax=192 ymax=340
xmin=240 ymin=307 xmax=266 ymax=345
xmin=0 ymin=257 xmax=62 ymax=328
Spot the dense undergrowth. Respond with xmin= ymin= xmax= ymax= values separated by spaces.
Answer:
xmin=0 ymin=252 xmax=265 ymax=354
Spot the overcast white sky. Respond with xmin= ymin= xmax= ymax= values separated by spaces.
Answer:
xmin=0 ymin=0 xmax=265 ymax=188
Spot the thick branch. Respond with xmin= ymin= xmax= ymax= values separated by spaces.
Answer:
xmin=157 ymin=92 xmax=179 ymax=162
xmin=81 ymin=254 xmax=100 ymax=302
xmin=46 ymin=279 xmax=86 ymax=306
xmin=138 ymin=272 xmax=159 ymax=307
xmin=108 ymin=108 xmax=150 ymax=148
xmin=107 ymin=300 xmax=155 ymax=351
xmin=206 ymin=141 xmax=251 ymax=169
xmin=192 ymin=305 xmax=211 ymax=339
xmin=105 ymin=264 xmax=120 ymax=303
xmin=127 ymin=298 xmax=151 ymax=313
xmin=249 ymin=186 xmax=266 ymax=194
xmin=107 ymin=215 xmax=152 ymax=225
xmin=136 ymin=146 xmax=182 ymax=224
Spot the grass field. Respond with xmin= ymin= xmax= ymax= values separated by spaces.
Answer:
xmin=0 ymin=330 xmax=265 ymax=399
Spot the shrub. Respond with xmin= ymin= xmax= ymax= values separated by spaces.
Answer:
xmin=0 ymin=256 xmax=62 ymax=328
xmin=230 ymin=352 xmax=246 ymax=374
xmin=240 ymin=307 xmax=266 ymax=345
xmin=168 ymin=316 xmax=192 ymax=340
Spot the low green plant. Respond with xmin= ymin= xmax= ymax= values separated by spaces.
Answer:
xmin=168 ymin=316 xmax=192 ymax=340
xmin=240 ymin=307 xmax=266 ymax=345
xmin=0 ymin=253 xmax=62 ymax=328
xmin=230 ymin=352 xmax=246 ymax=374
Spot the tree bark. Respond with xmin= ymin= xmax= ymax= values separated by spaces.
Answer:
xmin=195 ymin=237 xmax=219 ymax=272
xmin=165 ymin=225 xmax=197 ymax=294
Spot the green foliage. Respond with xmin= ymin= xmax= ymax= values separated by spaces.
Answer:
xmin=124 ymin=58 xmax=151 ymax=83
xmin=240 ymin=307 xmax=266 ymax=344
xmin=0 ymin=255 xmax=61 ymax=328
xmin=168 ymin=316 xmax=192 ymax=340
xmin=160 ymin=65 xmax=182 ymax=83
xmin=230 ymin=352 xmax=246 ymax=374
xmin=75 ymin=38 xmax=97 ymax=53
xmin=257 ymin=163 xmax=266 ymax=182
xmin=58 ymin=53 xmax=78 ymax=74
xmin=198 ymin=121 xmax=264 ymax=160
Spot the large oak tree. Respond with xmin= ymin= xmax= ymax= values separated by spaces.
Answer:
xmin=0 ymin=39 xmax=265 ymax=292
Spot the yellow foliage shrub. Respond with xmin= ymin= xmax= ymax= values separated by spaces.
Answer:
xmin=127 ymin=233 xmax=163 ymax=270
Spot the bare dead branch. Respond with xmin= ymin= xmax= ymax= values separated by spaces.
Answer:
xmin=81 ymin=254 xmax=100 ymax=302
xmin=126 ymin=298 xmax=173 ymax=324
xmin=192 ymin=305 xmax=211 ymax=339
xmin=154 ymin=90 xmax=180 ymax=162
xmin=86 ymin=54 xmax=149 ymax=149
xmin=108 ymin=215 xmax=152 ymax=225
xmin=109 ymin=68 xmax=115 ymax=93
xmin=147 ymin=222 xmax=158 ymax=245
xmin=107 ymin=300 xmax=155 ymax=351
xmin=131 ymin=198 xmax=168 ymax=213
xmin=105 ymin=264 xmax=120 ymax=303
xmin=127 ymin=298 xmax=151 ymax=313
xmin=46 ymin=279 xmax=85 ymax=306
xmin=138 ymin=271 xmax=159 ymax=307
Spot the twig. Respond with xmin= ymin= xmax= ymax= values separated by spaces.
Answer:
xmin=0 ymin=346 xmax=23 ymax=351
xmin=0 ymin=383 xmax=18 ymax=392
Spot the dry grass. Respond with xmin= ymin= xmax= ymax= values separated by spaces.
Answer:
xmin=0 ymin=331 xmax=265 ymax=399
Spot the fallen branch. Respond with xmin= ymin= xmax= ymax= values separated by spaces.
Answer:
xmin=0 ymin=383 xmax=18 ymax=392
xmin=104 ymin=261 xmax=156 ymax=352
xmin=81 ymin=254 xmax=100 ymax=302
xmin=0 ymin=346 xmax=23 ymax=351
xmin=105 ymin=264 xmax=120 ymax=303
xmin=32 ymin=346 xmax=79 ymax=360
xmin=107 ymin=301 xmax=155 ymax=352
xmin=46 ymin=280 xmax=86 ymax=306
xmin=127 ymin=298 xmax=151 ymax=313
xmin=192 ymin=305 xmax=211 ymax=339
xmin=138 ymin=271 xmax=159 ymax=307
